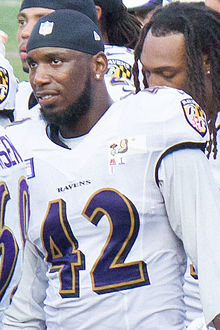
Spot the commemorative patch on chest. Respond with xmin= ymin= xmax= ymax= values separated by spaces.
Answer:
xmin=0 ymin=66 xmax=9 ymax=104
xmin=109 ymin=136 xmax=146 ymax=174
xmin=181 ymin=98 xmax=207 ymax=137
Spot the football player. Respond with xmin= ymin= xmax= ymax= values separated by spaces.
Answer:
xmin=0 ymin=128 xmax=29 ymax=325
xmin=94 ymin=0 xmax=141 ymax=101
xmin=15 ymin=0 xmax=98 ymax=121
xmin=0 ymin=29 xmax=29 ymax=329
xmin=15 ymin=0 xmax=141 ymax=122
xmin=133 ymin=2 xmax=220 ymax=328
xmin=3 ymin=10 xmax=220 ymax=329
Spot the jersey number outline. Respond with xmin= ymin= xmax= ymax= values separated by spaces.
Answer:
xmin=41 ymin=188 xmax=150 ymax=298
xmin=0 ymin=177 xmax=30 ymax=301
xmin=41 ymin=199 xmax=85 ymax=298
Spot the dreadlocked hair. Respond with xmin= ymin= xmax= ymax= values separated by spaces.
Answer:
xmin=94 ymin=0 xmax=141 ymax=49
xmin=133 ymin=2 xmax=220 ymax=158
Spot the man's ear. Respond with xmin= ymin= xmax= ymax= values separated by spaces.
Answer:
xmin=91 ymin=52 xmax=108 ymax=81
xmin=95 ymin=5 xmax=102 ymax=21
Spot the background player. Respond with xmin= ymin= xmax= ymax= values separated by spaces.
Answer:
xmin=3 ymin=9 xmax=220 ymax=329
xmin=132 ymin=2 xmax=220 ymax=327
xmin=0 ymin=32 xmax=26 ymax=326
xmin=94 ymin=0 xmax=141 ymax=101
xmin=133 ymin=2 xmax=220 ymax=159
xmin=0 ymin=126 xmax=29 ymax=326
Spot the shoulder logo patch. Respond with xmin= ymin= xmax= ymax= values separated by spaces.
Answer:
xmin=181 ymin=98 xmax=207 ymax=137
xmin=107 ymin=59 xmax=132 ymax=82
xmin=0 ymin=66 xmax=9 ymax=104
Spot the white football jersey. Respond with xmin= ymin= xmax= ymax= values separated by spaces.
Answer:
xmin=183 ymin=260 xmax=204 ymax=327
xmin=104 ymin=45 xmax=136 ymax=101
xmin=183 ymin=113 xmax=220 ymax=329
xmin=3 ymin=87 xmax=220 ymax=329
xmin=0 ymin=54 xmax=18 ymax=127
xmin=14 ymin=81 xmax=33 ymax=122
xmin=0 ymin=126 xmax=29 ymax=325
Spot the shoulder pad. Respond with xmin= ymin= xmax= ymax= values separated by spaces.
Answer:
xmin=0 ymin=54 xmax=18 ymax=111
xmin=115 ymin=86 xmax=208 ymax=154
xmin=136 ymin=86 xmax=208 ymax=143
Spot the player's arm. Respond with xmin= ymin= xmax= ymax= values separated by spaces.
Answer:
xmin=158 ymin=148 xmax=220 ymax=328
xmin=3 ymin=239 xmax=47 ymax=329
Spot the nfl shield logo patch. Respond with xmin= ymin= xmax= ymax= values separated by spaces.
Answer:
xmin=39 ymin=21 xmax=54 ymax=36
xmin=181 ymin=99 xmax=207 ymax=137
xmin=0 ymin=66 xmax=9 ymax=104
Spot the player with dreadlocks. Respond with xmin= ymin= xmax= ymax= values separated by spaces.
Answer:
xmin=94 ymin=0 xmax=142 ymax=101
xmin=133 ymin=3 xmax=220 ymax=328
xmin=94 ymin=0 xmax=140 ymax=49
xmin=133 ymin=2 xmax=220 ymax=160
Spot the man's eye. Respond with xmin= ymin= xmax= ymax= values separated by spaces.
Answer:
xmin=29 ymin=62 xmax=37 ymax=69
xmin=162 ymin=72 xmax=175 ymax=79
xmin=18 ymin=19 xmax=26 ymax=27
xmin=52 ymin=59 xmax=62 ymax=65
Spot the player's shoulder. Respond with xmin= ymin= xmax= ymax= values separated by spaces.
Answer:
xmin=6 ymin=113 xmax=45 ymax=139
xmin=134 ymin=85 xmax=188 ymax=107
xmin=7 ymin=116 xmax=33 ymax=128
xmin=105 ymin=45 xmax=134 ymax=65
xmin=105 ymin=45 xmax=134 ymax=57
xmin=104 ymin=45 xmax=135 ymax=101
xmin=16 ymin=80 xmax=33 ymax=106
xmin=6 ymin=115 xmax=52 ymax=161
xmin=0 ymin=123 xmax=24 ymax=172
xmin=114 ymin=86 xmax=208 ymax=145
xmin=0 ymin=53 xmax=13 ymax=71
xmin=0 ymin=124 xmax=6 ymax=136
xmin=115 ymin=86 xmax=187 ymax=112
xmin=0 ymin=53 xmax=18 ymax=111
xmin=17 ymin=80 xmax=32 ymax=95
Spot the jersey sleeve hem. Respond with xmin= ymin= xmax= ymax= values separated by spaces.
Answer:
xmin=155 ymin=141 xmax=207 ymax=186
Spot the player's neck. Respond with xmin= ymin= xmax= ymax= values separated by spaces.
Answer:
xmin=59 ymin=89 xmax=113 ymax=138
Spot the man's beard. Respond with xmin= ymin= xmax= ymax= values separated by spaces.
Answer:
xmin=40 ymin=77 xmax=92 ymax=129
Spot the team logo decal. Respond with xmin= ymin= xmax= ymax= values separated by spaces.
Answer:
xmin=39 ymin=21 xmax=54 ymax=36
xmin=93 ymin=31 xmax=101 ymax=41
xmin=0 ymin=66 xmax=9 ymax=104
xmin=107 ymin=59 xmax=132 ymax=81
xmin=181 ymin=99 xmax=207 ymax=137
